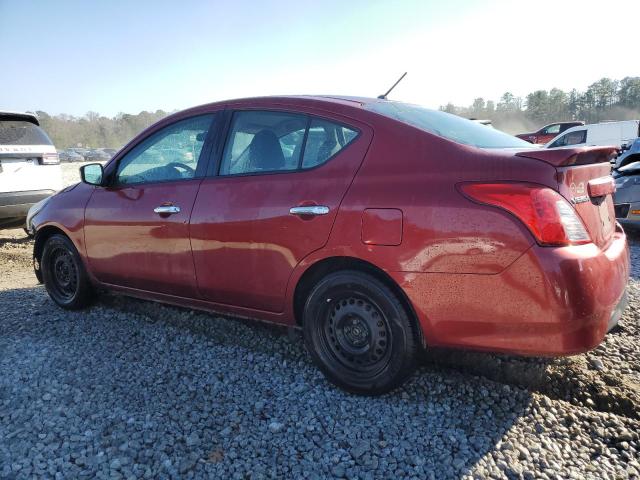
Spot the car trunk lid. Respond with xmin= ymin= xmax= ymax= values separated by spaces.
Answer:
xmin=516 ymin=146 xmax=617 ymax=249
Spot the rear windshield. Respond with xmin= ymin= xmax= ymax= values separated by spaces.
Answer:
xmin=365 ymin=101 xmax=532 ymax=149
xmin=0 ymin=121 xmax=53 ymax=146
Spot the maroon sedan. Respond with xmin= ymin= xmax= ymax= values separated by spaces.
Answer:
xmin=30 ymin=96 xmax=629 ymax=394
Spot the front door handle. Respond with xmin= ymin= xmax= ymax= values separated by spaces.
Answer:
xmin=289 ymin=205 xmax=330 ymax=216
xmin=154 ymin=205 xmax=181 ymax=215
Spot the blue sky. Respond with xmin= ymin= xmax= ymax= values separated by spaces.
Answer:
xmin=1 ymin=0 xmax=638 ymax=117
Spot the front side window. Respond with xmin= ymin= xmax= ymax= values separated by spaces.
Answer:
xmin=116 ymin=114 xmax=214 ymax=185
xmin=219 ymin=111 xmax=358 ymax=175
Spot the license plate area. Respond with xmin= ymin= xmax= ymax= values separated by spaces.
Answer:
xmin=598 ymin=197 xmax=614 ymax=238
xmin=0 ymin=157 xmax=38 ymax=174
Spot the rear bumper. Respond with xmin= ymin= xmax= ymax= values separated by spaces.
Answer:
xmin=0 ymin=190 xmax=55 ymax=221
xmin=615 ymin=201 xmax=640 ymax=224
xmin=393 ymin=225 xmax=630 ymax=356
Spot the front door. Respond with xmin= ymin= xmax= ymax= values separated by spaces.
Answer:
xmin=190 ymin=109 xmax=372 ymax=312
xmin=84 ymin=113 xmax=217 ymax=297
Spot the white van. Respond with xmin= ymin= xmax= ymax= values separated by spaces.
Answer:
xmin=545 ymin=120 xmax=640 ymax=150
xmin=0 ymin=112 xmax=62 ymax=229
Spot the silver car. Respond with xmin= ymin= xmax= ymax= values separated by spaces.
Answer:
xmin=614 ymin=160 xmax=640 ymax=224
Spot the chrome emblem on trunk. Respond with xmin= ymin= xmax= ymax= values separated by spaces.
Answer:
xmin=570 ymin=182 xmax=588 ymax=204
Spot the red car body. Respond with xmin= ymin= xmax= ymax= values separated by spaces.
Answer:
xmin=516 ymin=121 xmax=585 ymax=144
xmin=31 ymin=96 xmax=628 ymax=359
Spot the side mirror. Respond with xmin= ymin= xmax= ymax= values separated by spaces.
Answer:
xmin=80 ymin=163 xmax=104 ymax=186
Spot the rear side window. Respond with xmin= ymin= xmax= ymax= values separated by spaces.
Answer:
xmin=548 ymin=129 xmax=587 ymax=148
xmin=0 ymin=121 xmax=53 ymax=146
xmin=302 ymin=118 xmax=358 ymax=168
xmin=220 ymin=111 xmax=358 ymax=175
xmin=365 ymin=101 xmax=531 ymax=149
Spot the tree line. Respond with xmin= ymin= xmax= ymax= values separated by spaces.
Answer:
xmin=440 ymin=76 xmax=640 ymax=133
xmin=31 ymin=110 xmax=170 ymax=149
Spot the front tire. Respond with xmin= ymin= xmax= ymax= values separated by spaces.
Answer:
xmin=303 ymin=270 xmax=418 ymax=395
xmin=41 ymin=234 xmax=95 ymax=309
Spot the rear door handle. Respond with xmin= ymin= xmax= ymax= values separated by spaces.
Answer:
xmin=289 ymin=205 xmax=330 ymax=216
xmin=154 ymin=205 xmax=181 ymax=215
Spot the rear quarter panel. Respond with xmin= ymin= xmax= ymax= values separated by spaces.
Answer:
xmin=320 ymin=119 xmax=559 ymax=275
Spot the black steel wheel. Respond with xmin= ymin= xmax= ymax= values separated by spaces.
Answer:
xmin=303 ymin=270 xmax=418 ymax=395
xmin=41 ymin=234 xmax=95 ymax=309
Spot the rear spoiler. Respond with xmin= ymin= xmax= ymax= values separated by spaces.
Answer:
xmin=0 ymin=111 xmax=40 ymax=126
xmin=515 ymin=146 xmax=617 ymax=167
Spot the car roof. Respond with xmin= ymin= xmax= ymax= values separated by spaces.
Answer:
xmin=157 ymin=95 xmax=396 ymax=130
xmin=0 ymin=111 xmax=40 ymax=126
xmin=183 ymin=95 xmax=388 ymax=113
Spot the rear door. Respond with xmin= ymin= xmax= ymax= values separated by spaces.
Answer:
xmin=190 ymin=109 xmax=372 ymax=312
xmin=84 ymin=113 xmax=218 ymax=297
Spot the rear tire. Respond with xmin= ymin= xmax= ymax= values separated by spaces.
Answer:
xmin=303 ymin=270 xmax=418 ymax=395
xmin=41 ymin=234 xmax=95 ymax=309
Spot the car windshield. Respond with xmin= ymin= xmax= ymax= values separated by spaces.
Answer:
xmin=365 ymin=101 xmax=532 ymax=149
xmin=0 ymin=120 xmax=53 ymax=146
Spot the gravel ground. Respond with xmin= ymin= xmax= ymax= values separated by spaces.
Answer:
xmin=0 ymin=167 xmax=638 ymax=479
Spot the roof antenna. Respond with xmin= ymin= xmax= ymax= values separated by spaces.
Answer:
xmin=378 ymin=72 xmax=407 ymax=100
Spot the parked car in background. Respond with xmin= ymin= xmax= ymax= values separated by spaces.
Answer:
xmin=614 ymin=137 xmax=640 ymax=169
xmin=84 ymin=149 xmax=111 ymax=162
xmin=613 ymin=160 xmax=640 ymax=224
xmin=545 ymin=120 xmax=640 ymax=149
xmin=58 ymin=149 xmax=85 ymax=163
xmin=516 ymin=121 xmax=584 ymax=144
xmin=69 ymin=148 xmax=89 ymax=160
xmin=0 ymin=111 xmax=62 ymax=229
xmin=101 ymin=148 xmax=118 ymax=158
xmin=29 ymin=96 xmax=628 ymax=394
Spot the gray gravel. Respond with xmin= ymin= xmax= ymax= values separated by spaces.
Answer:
xmin=0 ymin=223 xmax=639 ymax=479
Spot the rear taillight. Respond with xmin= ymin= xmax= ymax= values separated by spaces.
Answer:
xmin=40 ymin=153 xmax=60 ymax=165
xmin=460 ymin=182 xmax=591 ymax=246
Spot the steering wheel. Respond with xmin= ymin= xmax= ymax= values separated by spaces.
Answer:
xmin=165 ymin=162 xmax=196 ymax=176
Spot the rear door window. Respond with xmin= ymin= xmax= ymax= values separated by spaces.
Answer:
xmin=0 ymin=121 xmax=53 ymax=146
xmin=219 ymin=111 xmax=358 ymax=175
xmin=220 ymin=111 xmax=307 ymax=175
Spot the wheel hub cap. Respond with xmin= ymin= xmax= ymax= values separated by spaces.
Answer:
xmin=49 ymin=247 xmax=78 ymax=299
xmin=325 ymin=296 xmax=391 ymax=371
